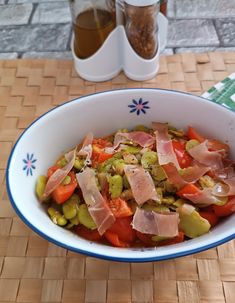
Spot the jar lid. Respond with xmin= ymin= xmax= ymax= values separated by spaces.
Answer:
xmin=124 ymin=0 xmax=160 ymax=6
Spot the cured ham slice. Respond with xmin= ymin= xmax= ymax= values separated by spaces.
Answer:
xmin=112 ymin=131 xmax=155 ymax=150
xmin=132 ymin=207 xmax=179 ymax=237
xmin=212 ymin=177 xmax=235 ymax=197
xmin=188 ymin=140 xmax=224 ymax=170
xmin=76 ymin=167 xmax=115 ymax=235
xmin=162 ymin=163 xmax=210 ymax=189
xmin=77 ymin=132 xmax=93 ymax=165
xmin=124 ymin=165 xmax=160 ymax=205
xmin=182 ymin=187 xmax=219 ymax=206
xmin=43 ymin=148 xmax=76 ymax=199
xmin=153 ymin=122 xmax=180 ymax=170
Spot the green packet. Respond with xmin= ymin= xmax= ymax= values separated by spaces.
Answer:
xmin=202 ymin=73 xmax=235 ymax=111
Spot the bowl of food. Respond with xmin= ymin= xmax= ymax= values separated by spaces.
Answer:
xmin=6 ymin=88 xmax=235 ymax=262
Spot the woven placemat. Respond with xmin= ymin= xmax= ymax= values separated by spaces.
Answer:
xmin=0 ymin=53 xmax=235 ymax=303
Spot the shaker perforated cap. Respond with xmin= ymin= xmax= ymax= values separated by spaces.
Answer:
xmin=124 ymin=0 xmax=160 ymax=6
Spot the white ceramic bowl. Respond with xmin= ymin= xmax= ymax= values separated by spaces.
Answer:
xmin=6 ymin=89 xmax=235 ymax=262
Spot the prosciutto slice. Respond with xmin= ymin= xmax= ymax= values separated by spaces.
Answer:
xmin=182 ymin=187 xmax=219 ymax=206
xmin=112 ymin=131 xmax=155 ymax=150
xmin=162 ymin=163 xmax=210 ymax=189
xmin=132 ymin=207 xmax=179 ymax=237
xmin=124 ymin=165 xmax=160 ymax=205
xmin=43 ymin=148 xmax=77 ymax=199
xmin=77 ymin=132 xmax=93 ymax=165
xmin=212 ymin=177 xmax=235 ymax=197
xmin=188 ymin=140 xmax=224 ymax=170
xmin=153 ymin=122 xmax=180 ymax=170
xmin=76 ymin=167 xmax=115 ymax=235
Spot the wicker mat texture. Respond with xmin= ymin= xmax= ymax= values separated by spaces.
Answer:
xmin=0 ymin=53 xmax=235 ymax=303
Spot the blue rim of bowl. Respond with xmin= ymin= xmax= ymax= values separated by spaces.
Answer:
xmin=6 ymin=88 xmax=235 ymax=262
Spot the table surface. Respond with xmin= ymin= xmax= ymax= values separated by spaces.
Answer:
xmin=0 ymin=53 xmax=235 ymax=303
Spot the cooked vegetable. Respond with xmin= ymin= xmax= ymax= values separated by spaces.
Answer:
xmin=35 ymin=175 xmax=47 ymax=199
xmin=78 ymin=204 xmax=97 ymax=230
xmin=141 ymin=151 xmax=158 ymax=168
xmin=62 ymin=194 xmax=80 ymax=219
xmin=108 ymin=175 xmax=123 ymax=199
xmin=36 ymin=122 xmax=234 ymax=248
xmin=178 ymin=208 xmax=211 ymax=238
xmin=52 ymin=171 xmax=77 ymax=204
xmin=48 ymin=207 xmax=67 ymax=226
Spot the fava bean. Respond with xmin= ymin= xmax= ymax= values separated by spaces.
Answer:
xmin=141 ymin=151 xmax=158 ymax=168
xmin=151 ymin=164 xmax=166 ymax=181
xmin=57 ymin=157 xmax=67 ymax=167
xmin=108 ymin=175 xmax=123 ymax=199
xmin=35 ymin=175 xmax=47 ymax=199
xmin=74 ymin=158 xmax=85 ymax=170
xmin=142 ymin=204 xmax=170 ymax=213
xmin=162 ymin=196 xmax=175 ymax=205
xmin=199 ymin=175 xmax=215 ymax=188
xmin=185 ymin=139 xmax=199 ymax=151
xmin=48 ymin=207 xmax=67 ymax=226
xmin=120 ymin=145 xmax=141 ymax=154
xmin=113 ymin=159 xmax=125 ymax=175
xmin=134 ymin=124 xmax=150 ymax=132
xmin=78 ymin=204 xmax=96 ymax=229
xmin=62 ymin=175 xmax=71 ymax=185
xmin=123 ymin=153 xmax=138 ymax=164
xmin=62 ymin=195 xmax=80 ymax=219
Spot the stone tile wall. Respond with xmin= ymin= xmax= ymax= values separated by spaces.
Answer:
xmin=0 ymin=0 xmax=234 ymax=58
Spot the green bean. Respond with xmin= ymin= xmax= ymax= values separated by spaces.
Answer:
xmin=35 ymin=175 xmax=47 ymax=199
xmin=78 ymin=204 xmax=97 ymax=229
xmin=141 ymin=151 xmax=158 ymax=168
xmin=48 ymin=207 xmax=67 ymax=226
xmin=185 ymin=139 xmax=200 ymax=151
xmin=62 ymin=175 xmax=71 ymax=185
xmin=108 ymin=175 xmax=123 ymax=199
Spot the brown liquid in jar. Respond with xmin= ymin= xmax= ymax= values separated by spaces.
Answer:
xmin=73 ymin=8 xmax=116 ymax=59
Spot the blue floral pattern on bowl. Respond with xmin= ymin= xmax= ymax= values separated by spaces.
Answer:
xmin=128 ymin=98 xmax=150 ymax=115
xmin=23 ymin=153 xmax=37 ymax=176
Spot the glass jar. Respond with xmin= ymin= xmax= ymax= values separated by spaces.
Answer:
xmin=124 ymin=0 xmax=160 ymax=60
xmin=69 ymin=0 xmax=116 ymax=59
xmin=160 ymin=0 xmax=167 ymax=16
